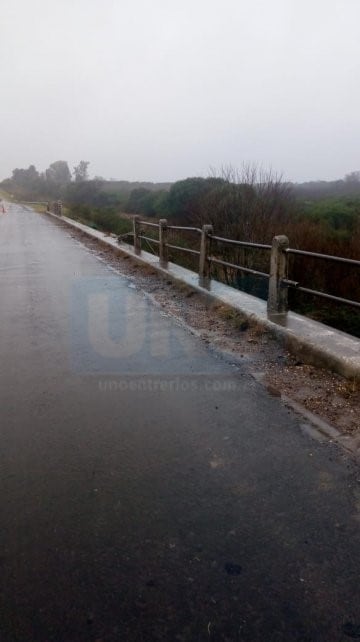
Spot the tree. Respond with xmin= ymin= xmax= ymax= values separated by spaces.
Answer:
xmin=166 ymin=177 xmax=225 ymax=222
xmin=12 ymin=164 xmax=39 ymax=186
xmin=7 ymin=165 xmax=45 ymax=199
xmin=345 ymin=170 xmax=360 ymax=183
xmin=125 ymin=188 xmax=169 ymax=217
xmin=65 ymin=179 xmax=104 ymax=206
xmin=200 ymin=164 xmax=294 ymax=243
xmin=73 ymin=161 xmax=89 ymax=183
xmin=45 ymin=160 xmax=71 ymax=185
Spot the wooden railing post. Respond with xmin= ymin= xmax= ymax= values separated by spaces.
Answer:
xmin=199 ymin=224 xmax=213 ymax=284
xmin=159 ymin=219 xmax=168 ymax=267
xmin=133 ymin=215 xmax=141 ymax=255
xmin=267 ymin=235 xmax=289 ymax=313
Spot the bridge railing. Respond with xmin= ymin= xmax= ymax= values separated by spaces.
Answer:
xmin=47 ymin=201 xmax=63 ymax=216
xmin=21 ymin=200 xmax=63 ymax=215
xmin=284 ymin=248 xmax=360 ymax=310
xmin=127 ymin=216 xmax=360 ymax=315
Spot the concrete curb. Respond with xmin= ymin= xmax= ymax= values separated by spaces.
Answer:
xmin=46 ymin=212 xmax=360 ymax=381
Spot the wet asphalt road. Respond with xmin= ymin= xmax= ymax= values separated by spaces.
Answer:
xmin=1 ymin=204 xmax=360 ymax=642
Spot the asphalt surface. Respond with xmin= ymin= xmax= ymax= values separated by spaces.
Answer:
xmin=1 ymin=204 xmax=360 ymax=642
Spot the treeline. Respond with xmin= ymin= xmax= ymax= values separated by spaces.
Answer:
xmin=3 ymin=160 xmax=360 ymax=255
xmin=292 ymin=171 xmax=360 ymax=200
xmin=2 ymin=159 xmax=360 ymax=260
xmin=1 ymin=160 xmax=92 ymax=201
xmin=0 ymin=160 xmax=171 ymax=210
xmin=3 ymin=160 xmax=360 ymax=245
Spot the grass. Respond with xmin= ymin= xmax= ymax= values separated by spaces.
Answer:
xmin=0 ymin=189 xmax=13 ymax=200
xmin=176 ymin=282 xmax=195 ymax=297
xmin=216 ymin=304 xmax=250 ymax=331
xmin=30 ymin=202 xmax=48 ymax=214
xmin=66 ymin=205 xmax=132 ymax=238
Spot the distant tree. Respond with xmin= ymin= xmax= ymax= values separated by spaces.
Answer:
xmin=196 ymin=164 xmax=295 ymax=243
xmin=65 ymin=179 xmax=103 ymax=206
xmin=151 ymin=190 xmax=169 ymax=217
xmin=7 ymin=164 xmax=46 ymax=199
xmin=345 ymin=170 xmax=360 ymax=183
xmin=125 ymin=187 xmax=170 ymax=217
xmin=126 ymin=188 xmax=152 ymax=214
xmin=305 ymin=198 xmax=360 ymax=236
xmin=73 ymin=161 xmax=89 ymax=183
xmin=45 ymin=160 xmax=71 ymax=185
xmin=167 ymin=177 xmax=225 ymax=222
xmin=12 ymin=164 xmax=39 ymax=186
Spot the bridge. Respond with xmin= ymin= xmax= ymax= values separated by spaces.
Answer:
xmin=1 ymin=202 xmax=360 ymax=641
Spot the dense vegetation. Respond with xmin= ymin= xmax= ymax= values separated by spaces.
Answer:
xmin=1 ymin=161 xmax=359 ymax=336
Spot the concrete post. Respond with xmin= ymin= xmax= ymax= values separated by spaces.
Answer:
xmin=159 ymin=219 xmax=168 ymax=267
xmin=133 ymin=215 xmax=141 ymax=255
xmin=57 ymin=200 xmax=62 ymax=216
xmin=199 ymin=224 xmax=213 ymax=284
xmin=267 ymin=235 xmax=289 ymax=313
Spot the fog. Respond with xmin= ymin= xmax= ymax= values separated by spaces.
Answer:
xmin=1 ymin=0 xmax=359 ymax=183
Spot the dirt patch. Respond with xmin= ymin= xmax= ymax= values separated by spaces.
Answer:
xmin=55 ymin=217 xmax=360 ymax=437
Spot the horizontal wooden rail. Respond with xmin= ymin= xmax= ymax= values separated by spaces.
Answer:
xmin=139 ymin=235 xmax=160 ymax=244
xmin=209 ymin=256 xmax=269 ymax=279
xmin=210 ymin=235 xmax=272 ymax=251
xmin=293 ymin=286 xmax=360 ymax=309
xmin=166 ymin=243 xmax=200 ymax=256
xmin=286 ymin=247 xmax=360 ymax=267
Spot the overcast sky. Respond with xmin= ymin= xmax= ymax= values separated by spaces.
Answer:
xmin=1 ymin=0 xmax=359 ymax=183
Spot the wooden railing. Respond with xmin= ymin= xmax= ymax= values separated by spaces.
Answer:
xmin=128 ymin=216 xmax=360 ymax=315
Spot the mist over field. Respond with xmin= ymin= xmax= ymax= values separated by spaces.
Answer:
xmin=1 ymin=0 xmax=360 ymax=183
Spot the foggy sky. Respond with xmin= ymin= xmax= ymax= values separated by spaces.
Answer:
xmin=1 ymin=0 xmax=359 ymax=183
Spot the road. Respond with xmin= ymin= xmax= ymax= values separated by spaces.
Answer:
xmin=1 ymin=203 xmax=360 ymax=642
